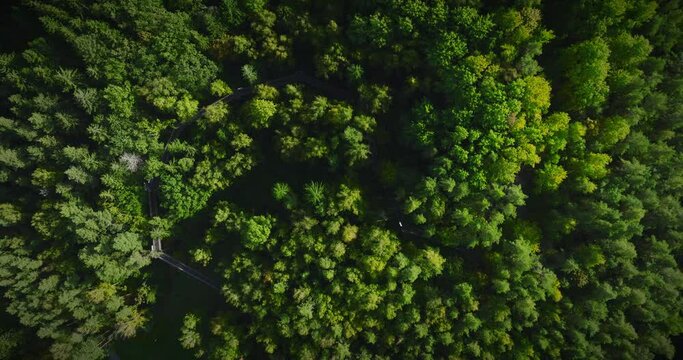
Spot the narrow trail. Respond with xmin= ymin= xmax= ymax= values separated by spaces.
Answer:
xmin=156 ymin=253 xmax=220 ymax=291
xmin=145 ymin=72 xmax=352 ymax=291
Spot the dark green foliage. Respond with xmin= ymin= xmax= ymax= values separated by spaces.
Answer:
xmin=0 ymin=0 xmax=681 ymax=359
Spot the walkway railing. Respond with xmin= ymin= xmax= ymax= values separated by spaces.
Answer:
xmin=145 ymin=72 xmax=351 ymax=290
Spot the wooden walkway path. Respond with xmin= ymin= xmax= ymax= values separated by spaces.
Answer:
xmin=145 ymin=72 xmax=351 ymax=290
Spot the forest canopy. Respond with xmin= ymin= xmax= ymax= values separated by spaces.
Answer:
xmin=0 ymin=0 xmax=682 ymax=359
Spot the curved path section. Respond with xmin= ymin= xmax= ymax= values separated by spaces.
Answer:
xmin=145 ymin=72 xmax=351 ymax=290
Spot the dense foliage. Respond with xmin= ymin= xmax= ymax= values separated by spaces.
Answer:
xmin=0 ymin=0 xmax=681 ymax=359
